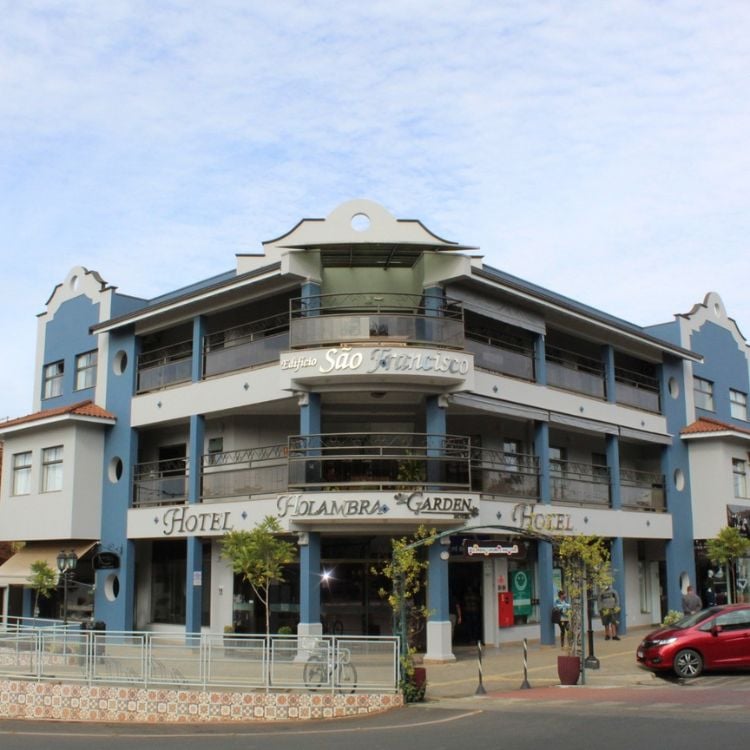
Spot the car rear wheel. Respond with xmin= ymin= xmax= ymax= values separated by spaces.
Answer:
xmin=674 ymin=648 xmax=703 ymax=678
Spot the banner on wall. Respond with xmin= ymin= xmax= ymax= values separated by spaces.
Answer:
xmin=511 ymin=569 xmax=533 ymax=617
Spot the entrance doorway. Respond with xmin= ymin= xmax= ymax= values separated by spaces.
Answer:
xmin=449 ymin=561 xmax=483 ymax=645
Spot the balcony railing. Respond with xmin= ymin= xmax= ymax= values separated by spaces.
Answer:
xmin=550 ymin=460 xmax=610 ymax=507
xmin=472 ymin=450 xmax=539 ymax=498
xmin=133 ymin=457 xmax=188 ymax=507
xmin=287 ymin=433 xmax=471 ymax=491
xmin=203 ymin=313 xmax=289 ymax=377
xmin=136 ymin=340 xmax=193 ymax=393
xmin=615 ymin=366 xmax=661 ymax=413
xmin=465 ymin=333 xmax=535 ymax=381
xmin=546 ymin=345 xmax=605 ymax=399
xmin=201 ymin=445 xmax=288 ymax=499
xmin=289 ymin=293 xmax=464 ymax=350
xmin=620 ymin=468 xmax=665 ymax=512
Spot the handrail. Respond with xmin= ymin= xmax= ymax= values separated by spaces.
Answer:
xmin=290 ymin=292 xmax=463 ymax=320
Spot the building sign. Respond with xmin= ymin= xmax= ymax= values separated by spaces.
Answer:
xmin=512 ymin=503 xmax=574 ymax=532
xmin=277 ymin=492 xmax=478 ymax=520
xmin=465 ymin=542 xmax=519 ymax=557
xmin=162 ymin=507 xmax=232 ymax=536
xmin=511 ymin=569 xmax=533 ymax=616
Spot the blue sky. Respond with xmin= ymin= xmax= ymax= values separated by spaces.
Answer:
xmin=2 ymin=1 xmax=750 ymax=419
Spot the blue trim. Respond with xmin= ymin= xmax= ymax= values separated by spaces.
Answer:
xmin=534 ymin=333 xmax=546 ymax=385
xmin=606 ymin=435 xmax=621 ymax=510
xmin=427 ymin=543 xmax=449 ymax=621
xmin=602 ymin=345 xmax=616 ymax=404
xmin=185 ymin=537 xmax=203 ymax=637
xmin=538 ymin=541 xmax=555 ymax=645
xmin=192 ymin=316 xmax=206 ymax=382
xmin=534 ymin=422 xmax=550 ymax=505
xmin=299 ymin=533 xmax=321 ymax=625
xmin=188 ymin=415 xmax=205 ymax=504
xmin=611 ymin=538 xmax=626 ymax=635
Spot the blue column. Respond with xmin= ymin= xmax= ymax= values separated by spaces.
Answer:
xmin=606 ymin=434 xmax=621 ymax=510
xmin=300 ymin=393 xmax=321 ymax=485
xmin=538 ymin=541 xmax=556 ymax=645
xmin=534 ymin=421 xmax=550 ymax=505
xmin=611 ymin=537 xmax=626 ymax=636
xmin=185 ymin=414 xmax=205 ymax=637
xmin=426 ymin=395 xmax=447 ymax=485
xmin=192 ymin=315 xmax=206 ymax=382
xmin=428 ymin=542 xmax=449 ymax=621
xmin=299 ymin=532 xmax=321 ymax=626
xmin=602 ymin=344 xmax=616 ymax=404
xmin=534 ymin=333 xmax=547 ymax=385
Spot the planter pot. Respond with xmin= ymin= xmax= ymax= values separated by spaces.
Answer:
xmin=557 ymin=655 xmax=580 ymax=685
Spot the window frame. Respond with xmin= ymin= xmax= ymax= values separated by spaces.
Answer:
xmin=42 ymin=360 xmax=64 ymax=400
xmin=733 ymin=458 xmax=748 ymax=499
xmin=730 ymin=389 xmax=748 ymax=421
xmin=694 ymin=376 xmax=715 ymax=412
xmin=75 ymin=350 xmax=98 ymax=391
xmin=12 ymin=451 xmax=32 ymax=496
xmin=41 ymin=445 xmax=64 ymax=493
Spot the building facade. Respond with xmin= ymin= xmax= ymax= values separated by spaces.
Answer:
xmin=1 ymin=199 xmax=720 ymax=659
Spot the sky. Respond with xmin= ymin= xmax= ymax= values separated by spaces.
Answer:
xmin=2 ymin=1 xmax=750 ymax=420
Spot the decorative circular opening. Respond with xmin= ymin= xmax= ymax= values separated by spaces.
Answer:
xmin=108 ymin=457 xmax=123 ymax=483
xmin=351 ymin=213 xmax=371 ymax=232
xmin=113 ymin=350 xmax=128 ymax=375
xmin=668 ymin=377 xmax=680 ymax=399
xmin=674 ymin=468 xmax=685 ymax=491
xmin=104 ymin=574 xmax=120 ymax=602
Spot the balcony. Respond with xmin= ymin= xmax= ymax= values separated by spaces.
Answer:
xmin=133 ymin=457 xmax=189 ymax=507
xmin=465 ymin=333 xmax=535 ymax=381
xmin=472 ymin=449 xmax=539 ymax=498
xmin=620 ymin=468 xmax=665 ymax=512
xmin=615 ymin=366 xmax=661 ymax=413
xmin=204 ymin=313 xmax=290 ymax=378
xmin=546 ymin=345 xmax=605 ymax=399
xmin=550 ymin=460 xmax=610 ymax=507
xmin=287 ymin=433 xmax=471 ymax=492
xmin=201 ymin=445 xmax=288 ymax=499
xmin=289 ymin=293 xmax=464 ymax=350
xmin=137 ymin=341 xmax=193 ymax=393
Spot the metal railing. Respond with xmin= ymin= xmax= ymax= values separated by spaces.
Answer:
xmin=287 ymin=432 xmax=472 ymax=491
xmin=289 ymin=292 xmax=465 ymax=350
xmin=620 ymin=468 xmax=665 ymax=512
xmin=201 ymin=445 xmax=288 ymax=500
xmin=133 ymin=457 xmax=189 ymax=507
xmin=472 ymin=450 xmax=539 ymax=498
xmin=615 ymin=366 xmax=661 ymax=413
xmin=546 ymin=344 xmax=606 ymax=399
xmin=0 ymin=625 xmax=399 ymax=693
xmin=137 ymin=340 xmax=193 ymax=392
xmin=550 ymin=460 xmax=611 ymax=507
xmin=465 ymin=333 xmax=535 ymax=381
xmin=204 ymin=313 xmax=290 ymax=377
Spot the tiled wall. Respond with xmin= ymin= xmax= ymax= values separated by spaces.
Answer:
xmin=0 ymin=680 xmax=403 ymax=723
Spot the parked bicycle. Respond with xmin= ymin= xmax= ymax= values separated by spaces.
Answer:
xmin=303 ymin=641 xmax=357 ymax=692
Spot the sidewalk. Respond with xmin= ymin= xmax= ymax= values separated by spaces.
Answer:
xmin=420 ymin=628 xmax=656 ymax=701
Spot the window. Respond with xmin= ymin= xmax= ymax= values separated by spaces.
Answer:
xmin=42 ymin=446 xmax=64 ymax=492
xmin=43 ymin=361 xmax=64 ymax=399
xmin=694 ymin=377 xmax=714 ymax=411
xmin=207 ymin=437 xmax=224 ymax=465
xmin=730 ymin=390 xmax=748 ymax=421
xmin=503 ymin=439 xmax=520 ymax=471
xmin=12 ymin=452 xmax=32 ymax=495
xmin=75 ymin=350 xmax=97 ymax=390
xmin=733 ymin=459 xmax=748 ymax=499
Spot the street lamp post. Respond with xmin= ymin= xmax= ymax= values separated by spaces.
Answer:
xmin=56 ymin=549 xmax=78 ymax=625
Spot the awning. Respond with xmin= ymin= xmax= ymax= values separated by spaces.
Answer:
xmin=0 ymin=541 xmax=97 ymax=587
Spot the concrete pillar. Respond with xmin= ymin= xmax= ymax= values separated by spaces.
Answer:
xmin=424 ymin=539 xmax=454 ymax=662
xmin=298 ymin=532 xmax=323 ymax=641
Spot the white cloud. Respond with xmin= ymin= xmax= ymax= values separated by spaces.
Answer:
xmin=1 ymin=1 xmax=750 ymax=417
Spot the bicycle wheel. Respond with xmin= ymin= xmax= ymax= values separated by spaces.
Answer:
xmin=303 ymin=655 xmax=327 ymax=688
xmin=338 ymin=662 xmax=357 ymax=692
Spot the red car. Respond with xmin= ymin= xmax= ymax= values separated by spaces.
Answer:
xmin=637 ymin=604 xmax=750 ymax=678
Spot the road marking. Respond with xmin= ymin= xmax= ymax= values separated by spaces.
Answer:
xmin=0 ymin=709 xmax=484 ymax=739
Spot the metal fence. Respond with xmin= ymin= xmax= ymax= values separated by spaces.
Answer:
xmin=0 ymin=625 xmax=399 ymax=693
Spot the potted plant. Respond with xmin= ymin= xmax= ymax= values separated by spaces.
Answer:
xmin=555 ymin=535 xmax=613 ymax=685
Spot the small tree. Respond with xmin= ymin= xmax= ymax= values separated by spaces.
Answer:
xmin=555 ymin=535 xmax=613 ymax=657
xmin=28 ymin=560 xmax=58 ymax=618
xmin=706 ymin=526 xmax=750 ymax=603
xmin=220 ymin=516 xmax=297 ymax=635
xmin=371 ymin=525 xmax=435 ymax=700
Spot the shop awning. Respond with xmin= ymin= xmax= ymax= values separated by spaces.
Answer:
xmin=0 ymin=541 xmax=97 ymax=587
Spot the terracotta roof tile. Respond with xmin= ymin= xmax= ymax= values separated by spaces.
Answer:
xmin=681 ymin=417 xmax=750 ymax=437
xmin=0 ymin=400 xmax=116 ymax=430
